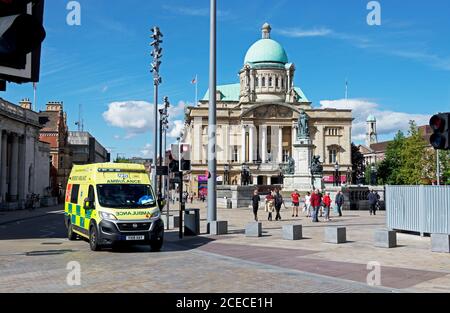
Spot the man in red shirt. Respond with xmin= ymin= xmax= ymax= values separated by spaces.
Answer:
xmin=310 ymin=189 xmax=322 ymax=222
xmin=291 ymin=190 xmax=300 ymax=218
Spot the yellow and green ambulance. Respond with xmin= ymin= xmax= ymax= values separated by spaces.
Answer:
xmin=64 ymin=163 xmax=164 ymax=251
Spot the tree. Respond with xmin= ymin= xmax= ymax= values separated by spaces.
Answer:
xmin=398 ymin=121 xmax=430 ymax=185
xmin=114 ymin=157 xmax=130 ymax=163
xmin=351 ymin=143 xmax=365 ymax=184
xmin=440 ymin=151 xmax=450 ymax=185
xmin=377 ymin=130 xmax=405 ymax=185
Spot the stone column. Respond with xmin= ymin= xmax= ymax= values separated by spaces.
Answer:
xmin=241 ymin=125 xmax=247 ymax=162
xmin=18 ymin=135 xmax=26 ymax=207
xmin=261 ymin=125 xmax=267 ymax=163
xmin=267 ymin=176 xmax=272 ymax=185
xmin=9 ymin=133 xmax=19 ymax=200
xmin=278 ymin=127 xmax=283 ymax=163
xmin=249 ymin=125 xmax=254 ymax=163
xmin=0 ymin=132 xmax=7 ymax=202
xmin=193 ymin=117 xmax=203 ymax=163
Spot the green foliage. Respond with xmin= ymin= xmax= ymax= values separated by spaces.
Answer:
xmin=114 ymin=157 xmax=130 ymax=163
xmin=377 ymin=130 xmax=405 ymax=185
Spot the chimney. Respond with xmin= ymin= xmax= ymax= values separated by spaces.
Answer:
xmin=46 ymin=101 xmax=63 ymax=112
xmin=19 ymin=98 xmax=32 ymax=110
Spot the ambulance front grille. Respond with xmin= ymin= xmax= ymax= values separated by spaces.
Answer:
xmin=117 ymin=222 xmax=151 ymax=231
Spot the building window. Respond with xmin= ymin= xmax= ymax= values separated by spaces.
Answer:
xmin=281 ymin=78 xmax=284 ymax=88
xmin=232 ymin=146 xmax=239 ymax=162
xmin=269 ymin=77 xmax=273 ymax=87
xmin=329 ymin=149 xmax=337 ymax=164
xmin=255 ymin=77 xmax=259 ymax=87
xmin=282 ymin=149 xmax=289 ymax=163
xmin=262 ymin=77 xmax=266 ymax=87
xmin=276 ymin=77 xmax=279 ymax=88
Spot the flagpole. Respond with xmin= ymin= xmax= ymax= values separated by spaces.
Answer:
xmin=33 ymin=83 xmax=37 ymax=111
xmin=195 ymin=74 xmax=198 ymax=105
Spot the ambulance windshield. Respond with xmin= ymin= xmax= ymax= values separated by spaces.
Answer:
xmin=97 ymin=184 xmax=156 ymax=208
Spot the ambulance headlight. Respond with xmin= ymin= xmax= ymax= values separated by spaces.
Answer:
xmin=149 ymin=211 xmax=161 ymax=220
xmin=100 ymin=211 xmax=117 ymax=220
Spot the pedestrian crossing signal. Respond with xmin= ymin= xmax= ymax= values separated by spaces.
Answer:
xmin=429 ymin=113 xmax=450 ymax=150
xmin=179 ymin=143 xmax=191 ymax=172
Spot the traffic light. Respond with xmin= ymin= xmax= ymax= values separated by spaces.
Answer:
xmin=429 ymin=113 xmax=450 ymax=150
xmin=179 ymin=143 xmax=191 ymax=171
xmin=169 ymin=144 xmax=179 ymax=173
xmin=0 ymin=0 xmax=46 ymax=84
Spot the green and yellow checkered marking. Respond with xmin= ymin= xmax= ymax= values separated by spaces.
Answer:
xmin=65 ymin=203 xmax=93 ymax=230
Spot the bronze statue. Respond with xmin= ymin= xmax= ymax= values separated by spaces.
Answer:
xmin=297 ymin=109 xmax=310 ymax=139
xmin=310 ymin=155 xmax=323 ymax=175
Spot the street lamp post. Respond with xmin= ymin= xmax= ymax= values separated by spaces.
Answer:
xmin=207 ymin=0 xmax=217 ymax=225
xmin=335 ymin=162 xmax=340 ymax=186
xmin=150 ymin=26 xmax=163 ymax=195
xmin=224 ymin=164 xmax=230 ymax=185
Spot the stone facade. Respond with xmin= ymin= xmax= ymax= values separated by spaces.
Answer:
xmin=183 ymin=24 xmax=353 ymax=195
xmin=0 ymin=98 xmax=51 ymax=210
xmin=68 ymin=131 xmax=110 ymax=165
xmin=38 ymin=101 xmax=72 ymax=201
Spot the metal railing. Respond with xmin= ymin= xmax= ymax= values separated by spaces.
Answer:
xmin=386 ymin=185 xmax=450 ymax=235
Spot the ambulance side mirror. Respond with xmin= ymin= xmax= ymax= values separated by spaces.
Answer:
xmin=84 ymin=198 xmax=95 ymax=210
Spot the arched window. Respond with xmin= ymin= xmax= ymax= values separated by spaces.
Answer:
xmin=269 ymin=77 xmax=273 ymax=87
xmin=262 ymin=77 xmax=266 ymax=87
xmin=255 ymin=77 xmax=259 ymax=87
xmin=276 ymin=77 xmax=279 ymax=88
xmin=281 ymin=78 xmax=284 ymax=88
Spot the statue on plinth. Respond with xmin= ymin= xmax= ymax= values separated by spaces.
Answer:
xmin=310 ymin=155 xmax=323 ymax=175
xmin=297 ymin=109 xmax=310 ymax=140
xmin=283 ymin=157 xmax=295 ymax=175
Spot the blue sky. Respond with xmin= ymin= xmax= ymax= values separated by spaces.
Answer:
xmin=3 ymin=0 xmax=450 ymax=158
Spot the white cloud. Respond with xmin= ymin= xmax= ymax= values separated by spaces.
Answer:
xmin=319 ymin=99 xmax=430 ymax=142
xmin=141 ymin=144 xmax=154 ymax=159
xmin=103 ymin=101 xmax=155 ymax=137
xmin=277 ymin=27 xmax=333 ymax=38
xmin=162 ymin=5 xmax=230 ymax=18
xmin=168 ymin=120 xmax=185 ymax=139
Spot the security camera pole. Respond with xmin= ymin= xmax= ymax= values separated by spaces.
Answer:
xmin=207 ymin=0 xmax=217 ymax=225
xmin=150 ymin=26 xmax=163 ymax=194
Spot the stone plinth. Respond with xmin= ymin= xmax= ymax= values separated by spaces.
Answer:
xmin=169 ymin=215 xmax=180 ymax=229
xmin=209 ymin=221 xmax=228 ymax=235
xmin=245 ymin=222 xmax=262 ymax=237
xmin=325 ymin=227 xmax=347 ymax=244
xmin=431 ymin=234 xmax=450 ymax=253
xmin=282 ymin=225 xmax=302 ymax=240
xmin=374 ymin=229 xmax=397 ymax=248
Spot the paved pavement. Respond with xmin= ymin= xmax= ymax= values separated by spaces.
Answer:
xmin=0 ymin=202 xmax=449 ymax=293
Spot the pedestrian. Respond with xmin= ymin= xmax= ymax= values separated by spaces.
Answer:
xmin=265 ymin=190 xmax=275 ymax=221
xmin=252 ymin=190 xmax=260 ymax=221
xmin=291 ymin=189 xmax=300 ymax=218
xmin=274 ymin=188 xmax=284 ymax=221
xmin=190 ymin=193 xmax=194 ymax=204
xmin=310 ymin=189 xmax=322 ymax=223
xmin=335 ymin=190 xmax=344 ymax=217
xmin=368 ymin=190 xmax=378 ymax=215
xmin=304 ymin=191 xmax=311 ymax=217
xmin=323 ymin=192 xmax=332 ymax=221
xmin=318 ymin=189 xmax=324 ymax=217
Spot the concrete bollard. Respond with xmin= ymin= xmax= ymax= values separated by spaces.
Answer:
xmin=324 ymin=227 xmax=346 ymax=244
xmin=431 ymin=234 xmax=450 ymax=253
xmin=245 ymin=222 xmax=262 ymax=237
xmin=282 ymin=225 xmax=302 ymax=240
xmin=374 ymin=229 xmax=397 ymax=248
xmin=169 ymin=215 xmax=180 ymax=229
xmin=209 ymin=221 xmax=228 ymax=235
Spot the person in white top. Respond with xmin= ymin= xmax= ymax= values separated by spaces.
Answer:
xmin=304 ymin=191 xmax=312 ymax=217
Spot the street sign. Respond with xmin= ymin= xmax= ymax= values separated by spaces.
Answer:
xmin=156 ymin=166 xmax=169 ymax=176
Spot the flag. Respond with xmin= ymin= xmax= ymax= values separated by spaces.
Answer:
xmin=191 ymin=76 xmax=197 ymax=84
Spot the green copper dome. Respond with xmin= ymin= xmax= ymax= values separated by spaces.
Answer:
xmin=244 ymin=23 xmax=288 ymax=65
xmin=244 ymin=38 xmax=289 ymax=65
xmin=367 ymin=115 xmax=376 ymax=122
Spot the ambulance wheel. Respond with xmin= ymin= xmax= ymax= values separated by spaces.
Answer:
xmin=150 ymin=232 xmax=164 ymax=252
xmin=67 ymin=222 xmax=77 ymax=241
xmin=89 ymin=225 xmax=101 ymax=251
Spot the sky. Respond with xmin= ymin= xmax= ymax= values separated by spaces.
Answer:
xmin=3 ymin=0 xmax=450 ymax=159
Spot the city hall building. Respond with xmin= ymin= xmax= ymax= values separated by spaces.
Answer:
xmin=182 ymin=23 xmax=353 ymax=195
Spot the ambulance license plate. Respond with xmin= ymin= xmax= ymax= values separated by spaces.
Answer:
xmin=126 ymin=235 xmax=145 ymax=241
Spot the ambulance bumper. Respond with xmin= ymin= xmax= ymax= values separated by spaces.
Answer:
xmin=98 ymin=218 xmax=164 ymax=245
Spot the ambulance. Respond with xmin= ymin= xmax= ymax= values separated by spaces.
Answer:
xmin=64 ymin=163 xmax=164 ymax=251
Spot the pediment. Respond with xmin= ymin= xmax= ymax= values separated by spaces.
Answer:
xmin=242 ymin=103 xmax=300 ymax=119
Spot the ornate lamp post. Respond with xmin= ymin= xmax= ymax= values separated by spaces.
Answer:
xmin=334 ymin=162 xmax=340 ymax=186
xmin=224 ymin=164 xmax=230 ymax=185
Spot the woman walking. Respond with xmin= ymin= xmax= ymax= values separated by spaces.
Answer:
xmin=291 ymin=190 xmax=300 ymax=217
xmin=323 ymin=192 xmax=332 ymax=222
xmin=265 ymin=190 xmax=275 ymax=221
xmin=252 ymin=189 xmax=261 ymax=221
xmin=304 ymin=191 xmax=311 ymax=217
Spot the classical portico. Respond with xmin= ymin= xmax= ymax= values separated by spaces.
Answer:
xmin=0 ymin=98 xmax=50 ymax=210
xmin=183 ymin=23 xmax=353 ymax=195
